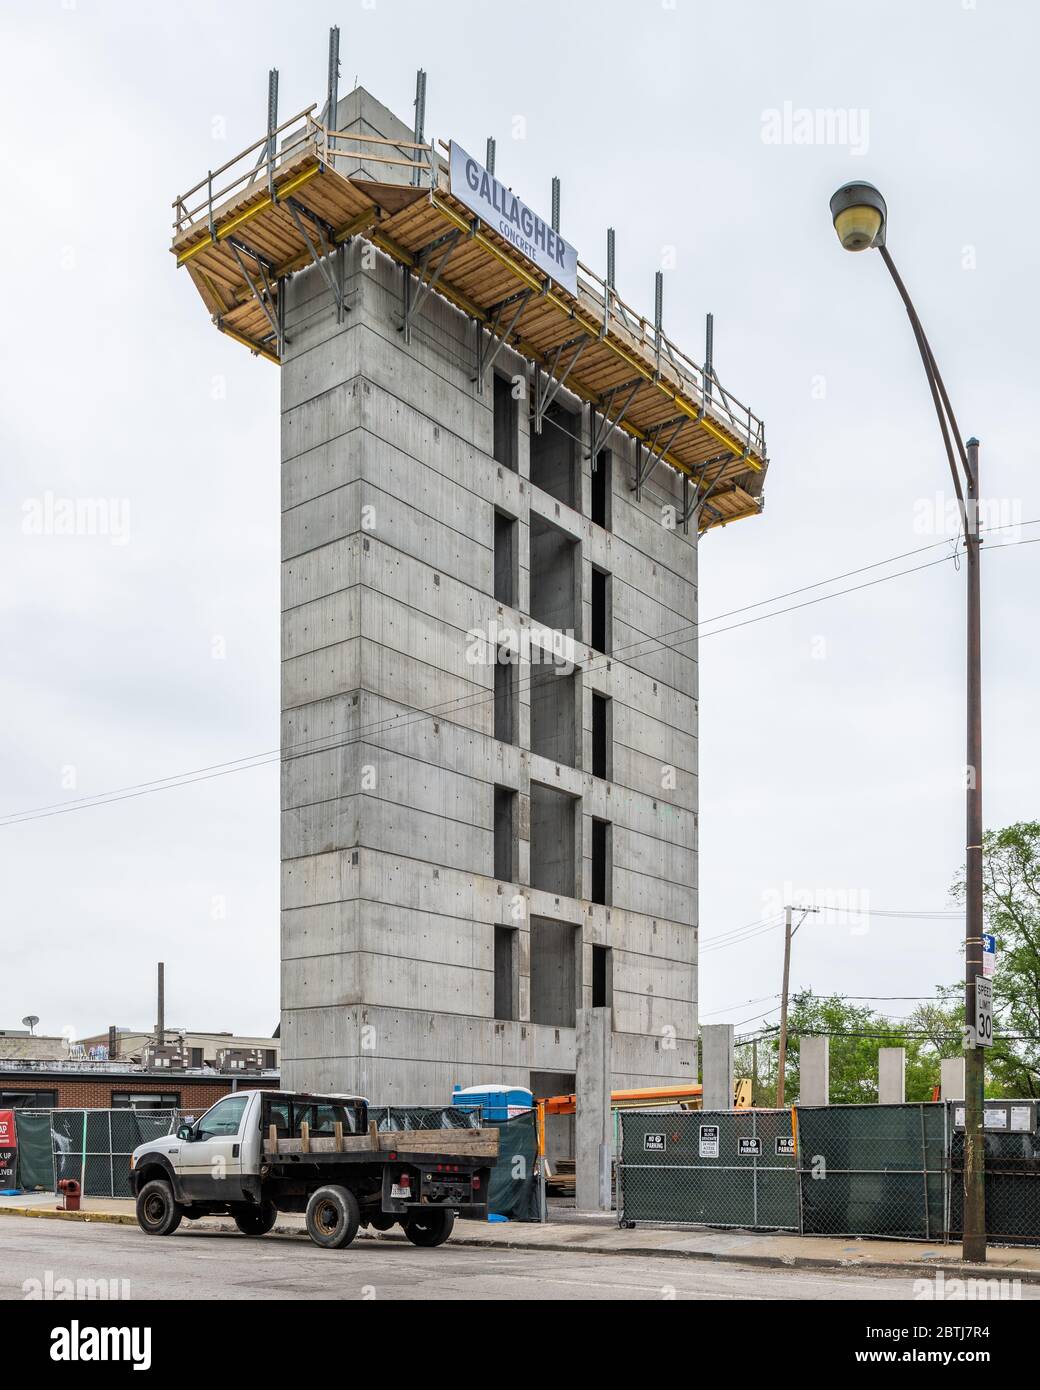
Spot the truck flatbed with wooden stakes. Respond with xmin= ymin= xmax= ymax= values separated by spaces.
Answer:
xmin=130 ymin=1089 xmax=498 ymax=1250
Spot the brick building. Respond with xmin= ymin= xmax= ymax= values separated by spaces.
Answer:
xmin=0 ymin=1062 xmax=278 ymax=1111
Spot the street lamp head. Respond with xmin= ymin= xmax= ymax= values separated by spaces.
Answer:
xmin=829 ymin=181 xmax=887 ymax=252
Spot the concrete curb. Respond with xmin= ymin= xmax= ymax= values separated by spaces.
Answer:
xmin=0 ymin=1205 xmax=137 ymax=1227
xmin=448 ymin=1234 xmax=1040 ymax=1285
xmin=3 ymin=1202 xmax=1038 ymax=1284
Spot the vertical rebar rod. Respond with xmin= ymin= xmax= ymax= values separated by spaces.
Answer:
xmin=486 ymin=136 xmax=496 ymax=174
xmin=326 ymin=26 xmax=340 ymax=145
xmin=551 ymin=176 xmax=561 ymax=234
xmin=412 ymin=69 xmax=427 ymax=187
xmin=654 ymin=271 xmax=663 ymax=375
xmin=605 ymin=228 xmax=615 ymax=334
xmin=705 ymin=311 xmax=714 ymax=402
xmin=266 ymin=68 xmax=279 ymax=198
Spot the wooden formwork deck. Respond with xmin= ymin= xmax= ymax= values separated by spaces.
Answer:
xmin=172 ymin=124 xmax=767 ymax=530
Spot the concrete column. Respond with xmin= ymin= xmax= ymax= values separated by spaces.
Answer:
xmin=940 ymin=1056 xmax=965 ymax=1101
xmin=878 ymin=1047 xmax=906 ymax=1104
xmin=799 ymin=1036 xmax=829 ymax=1106
xmin=575 ymin=1006 xmax=612 ymax=1211
xmin=701 ymin=1024 xmax=734 ymax=1112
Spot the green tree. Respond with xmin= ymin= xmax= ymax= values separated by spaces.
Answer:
xmin=951 ymin=820 xmax=1040 ymax=1097
xmin=735 ymin=992 xmax=961 ymax=1105
xmin=904 ymin=988 xmax=963 ymax=1100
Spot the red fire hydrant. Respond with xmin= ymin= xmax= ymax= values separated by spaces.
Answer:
xmin=57 ymin=1178 xmax=81 ymax=1212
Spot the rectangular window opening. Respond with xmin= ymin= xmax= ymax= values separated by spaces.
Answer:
xmin=530 ymin=667 xmax=577 ymax=768
xmin=493 ymin=373 xmax=517 ymax=470
xmin=530 ymin=513 xmax=580 ymax=638
xmin=591 ymin=818 xmax=611 ymax=907
xmin=494 ymin=510 xmax=517 ymax=606
xmin=591 ymin=692 xmax=610 ymax=780
xmin=494 ymin=925 xmax=516 ymax=1021
xmin=591 ymin=567 xmax=611 ymax=655
xmin=530 ymin=401 xmax=578 ymax=508
xmin=592 ymin=944 xmax=612 ymax=1011
xmin=494 ymin=785 xmax=516 ymax=881
xmin=591 ymin=449 xmax=611 ymax=530
xmin=494 ymin=653 xmax=516 ymax=744
xmin=530 ymin=783 xmax=578 ymax=897
xmin=530 ymin=917 xmax=579 ymax=1027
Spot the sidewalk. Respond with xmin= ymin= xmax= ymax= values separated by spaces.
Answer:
xmin=3 ymin=1191 xmax=1038 ymax=1283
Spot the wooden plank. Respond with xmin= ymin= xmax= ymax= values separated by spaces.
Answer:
xmin=264 ymin=1129 xmax=499 ymax=1159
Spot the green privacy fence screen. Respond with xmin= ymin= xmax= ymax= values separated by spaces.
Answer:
xmin=13 ymin=1111 xmax=54 ymax=1191
xmin=618 ymin=1109 xmax=799 ymax=1230
xmin=795 ymin=1102 xmax=947 ymax=1241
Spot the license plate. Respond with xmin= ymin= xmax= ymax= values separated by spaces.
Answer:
xmin=391 ymin=1184 xmax=411 ymax=1199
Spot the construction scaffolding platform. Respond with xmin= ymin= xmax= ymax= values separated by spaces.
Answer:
xmin=172 ymin=103 xmax=768 ymax=531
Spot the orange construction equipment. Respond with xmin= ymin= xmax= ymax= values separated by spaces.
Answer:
xmin=535 ymin=1080 xmax=753 ymax=1154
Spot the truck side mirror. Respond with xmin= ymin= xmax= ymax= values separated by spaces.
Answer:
xmin=176 ymin=1123 xmax=194 ymax=1141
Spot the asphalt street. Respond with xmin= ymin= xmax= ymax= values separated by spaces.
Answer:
xmin=2 ymin=1217 xmax=1023 ymax=1301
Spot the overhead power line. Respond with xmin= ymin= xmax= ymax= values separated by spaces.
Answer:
xmin=3 ymin=528 xmax=1038 ymax=829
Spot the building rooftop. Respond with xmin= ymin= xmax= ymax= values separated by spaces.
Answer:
xmin=171 ymin=85 xmax=768 ymax=532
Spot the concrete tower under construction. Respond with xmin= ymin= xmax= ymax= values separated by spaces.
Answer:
xmin=170 ymin=59 xmax=768 ymax=1142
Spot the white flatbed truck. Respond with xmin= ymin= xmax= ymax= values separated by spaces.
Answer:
xmin=130 ymin=1089 xmax=498 ymax=1250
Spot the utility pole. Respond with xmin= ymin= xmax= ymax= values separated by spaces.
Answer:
xmin=775 ymin=905 xmax=819 ymax=1107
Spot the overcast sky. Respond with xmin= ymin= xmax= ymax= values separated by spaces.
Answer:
xmin=1 ymin=0 xmax=1037 ymax=1047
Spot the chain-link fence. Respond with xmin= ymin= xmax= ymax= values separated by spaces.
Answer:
xmin=369 ymin=1106 xmax=479 ymax=1130
xmin=617 ymin=1109 xmax=799 ymax=1229
xmin=30 ymin=1109 xmax=180 ymax=1198
xmin=948 ymin=1099 xmax=1040 ymax=1246
xmin=795 ymin=1102 xmax=947 ymax=1241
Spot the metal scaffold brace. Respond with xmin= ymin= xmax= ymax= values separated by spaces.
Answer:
xmin=284 ymin=197 xmax=349 ymax=322
xmin=399 ymin=229 xmax=462 ymax=344
xmin=225 ymin=240 xmax=283 ymax=355
xmin=632 ymin=414 xmax=689 ymax=499
xmin=473 ymin=288 xmax=534 ymax=390
xmin=530 ymin=336 xmax=587 ymax=434
xmin=683 ymin=451 xmax=735 ymax=531
xmin=588 ymin=377 xmax=643 ymax=459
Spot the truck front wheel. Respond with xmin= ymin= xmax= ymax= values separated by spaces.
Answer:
xmin=305 ymin=1185 xmax=360 ymax=1250
xmin=403 ymin=1209 xmax=455 ymax=1248
xmin=136 ymin=1179 xmax=182 ymax=1237
xmin=233 ymin=1202 xmax=277 ymax=1236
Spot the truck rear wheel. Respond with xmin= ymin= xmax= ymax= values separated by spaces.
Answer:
xmin=403 ymin=1209 xmax=455 ymax=1248
xmin=233 ymin=1202 xmax=277 ymax=1236
xmin=136 ymin=1179 xmax=182 ymax=1237
xmin=305 ymin=1185 xmax=360 ymax=1250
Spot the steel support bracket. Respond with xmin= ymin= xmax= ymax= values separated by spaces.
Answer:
xmin=473 ymin=289 xmax=533 ymax=391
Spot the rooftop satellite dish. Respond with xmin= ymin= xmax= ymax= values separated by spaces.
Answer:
xmin=22 ymin=1015 xmax=39 ymax=1035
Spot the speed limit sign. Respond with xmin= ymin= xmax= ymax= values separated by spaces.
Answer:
xmin=975 ymin=977 xmax=994 ymax=1048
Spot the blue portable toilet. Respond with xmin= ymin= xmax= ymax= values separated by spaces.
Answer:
xmin=451 ymin=1084 xmax=533 ymax=1121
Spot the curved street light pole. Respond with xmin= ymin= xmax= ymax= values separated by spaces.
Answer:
xmin=830 ymin=183 xmax=986 ymax=1263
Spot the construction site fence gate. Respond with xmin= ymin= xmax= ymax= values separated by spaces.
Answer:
xmin=617 ymin=1108 xmax=799 ymax=1230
